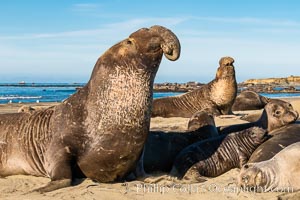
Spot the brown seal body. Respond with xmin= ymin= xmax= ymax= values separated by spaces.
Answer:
xmin=143 ymin=111 xmax=218 ymax=173
xmin=239 ymin=142 xmax=300 ymax=192
xmin=151 ymin=57 xmax=237 ymax=118
xmin=187 ymin=110 xmax=216 ymax=132
xmin=248 ymin=123 xmax=300 ymax=163
xmin=232 ymin=91 xmax=270 ymax=111
xmin=0 ymin=25 xmax=180 ymax=192
xmin=168 ymin=127 xmax=267 ymax=181
xmin=219 ymin=99 xmax=299 ymax=135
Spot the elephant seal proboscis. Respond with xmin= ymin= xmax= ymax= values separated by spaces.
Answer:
xmin=142 ymin=111 xmax=218 ymax=174
xmin=219 ymin=99 xmax=299 ymax=135
xmin=0 ymin=25 xmax=180 ymax=192
xmin=248 ymin=123 xmax=300 ymax=163
xmin=239 ymin=142 xmax=300 ymax=192
xmin=151 ymin=56 xmax=237 ymax=118
xmin=232 ymin=91 xmax=270 ymax=111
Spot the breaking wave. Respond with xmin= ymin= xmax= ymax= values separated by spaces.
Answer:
xmin=0 ymin=96 xmax=42 ymax=100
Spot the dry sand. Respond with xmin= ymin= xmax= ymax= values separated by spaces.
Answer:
xmin=0 ymin=98 xmax=299 ymax=200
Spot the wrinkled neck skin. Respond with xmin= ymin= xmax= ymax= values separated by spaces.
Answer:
xmin=255 ymin=160 xmax=279 ymax=192
xmin=211 ymin=68 xmax=237 ymax=111
xmin=81 ymin=58 xmax=157 ymax=142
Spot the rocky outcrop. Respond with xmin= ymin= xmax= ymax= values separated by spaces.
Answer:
xmin=153 ymin=82 xmax=204 ymax=92
xmin=154 ymin=80 xmax=300 ymax=94
xmin=244 ymin=76 xmax=300 ymax=85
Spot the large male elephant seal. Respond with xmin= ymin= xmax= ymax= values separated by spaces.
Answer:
xmin=232 ymin=91 xmax=270 ymax=111
xmin=239 ymin=142 xmax=300 ymax=192
xmin=248 ymin=123 xmax=300 ymax=163
xmin=0 ymin=25 xmax=180 ymax=192
xmin=219 ymin=99 xmax=299 ymax=135
xmin=151 ymin=56 xmax=237 ymax=118
xmin=143 ymin=111 xmax=218 ymax=173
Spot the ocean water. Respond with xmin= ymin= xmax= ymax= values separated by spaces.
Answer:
xmin=0 ymin=83 xmax=300 ymax=104
xmin=0 ymin=83 xmax=83 ymax=104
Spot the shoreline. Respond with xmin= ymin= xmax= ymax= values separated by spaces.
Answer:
xmin=1 ymin=97 xmax=300 ymax=114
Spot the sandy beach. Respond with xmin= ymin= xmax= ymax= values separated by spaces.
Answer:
xmin=0 ymin=98 xmax=299 ymax=200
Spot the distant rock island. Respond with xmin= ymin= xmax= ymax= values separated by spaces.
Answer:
xmin=154 ymin=81 xmax=204 ymax=92
xmin=243 ymin=75 xmax=300 ymax=85
xmin=154 ymin=76 xmax=300 ymax=94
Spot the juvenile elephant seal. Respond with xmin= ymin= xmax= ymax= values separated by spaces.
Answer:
xmin=143 ymin=111 xmax=218 ymax=173
xmin=151 ymin=56 xmax=237 ymax=118
xmin=0 ymin=25 xmax=180 ymax=192
xmin=143 ymin=127 xmax=268 ymax=184
xmin=232 ymin=91 xmax=270 ymax=111
xmin=248 ymin=123 xmax=300 ymax=163
xmin=220 ymin=99 xmax=299 ymax=135
xmin=187 ymin=110 xmax=216 ymax=132
xmin=239 ymin=142 xmax=300 ymax=192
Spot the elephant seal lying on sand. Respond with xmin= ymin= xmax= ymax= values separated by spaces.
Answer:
xmin=0 ymin=25 xmax=180 ymax=192
xmin=232 ymin=91 xmax=269 ymax=111
xmin=170 ymin=127 xmax=267 ymax=182
xmin=144 ymin=127 xmax=267 ymax=184
xmin=220 ymin=99 xmax=299 ymax=135
xmin=151 ymin=56 xmax=237 ymax=118
xmin=239 ymin=142 xmax=300 ymax=192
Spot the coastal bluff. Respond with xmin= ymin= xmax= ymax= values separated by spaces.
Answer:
xmin=243 ymin=75 xmax=300 ymax=85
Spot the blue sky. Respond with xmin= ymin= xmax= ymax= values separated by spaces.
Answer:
xmin=0 ymin=0 xmax=300 ymax=83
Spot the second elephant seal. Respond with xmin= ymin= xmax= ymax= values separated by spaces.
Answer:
xmin=151 ymin=57 xmax=237 ymax=118
xmin=232 ymin=91 xmax=270 ymax=111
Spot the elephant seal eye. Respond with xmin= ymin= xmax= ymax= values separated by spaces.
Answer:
xmin=275 ymin=110 xmax=282 ymax=115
